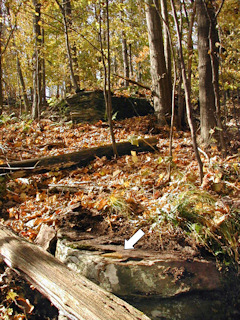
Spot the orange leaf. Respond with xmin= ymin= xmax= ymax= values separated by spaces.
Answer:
xmin=96 ymin=199 xmax=108 ymax=210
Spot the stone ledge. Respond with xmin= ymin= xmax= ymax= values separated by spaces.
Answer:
xmin=55 ymin=236 xmax=222 ymax=298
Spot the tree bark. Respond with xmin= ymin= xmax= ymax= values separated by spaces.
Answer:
xmin=203 ymin=1 xmax=226 ymax=156
xmin=0 ymin=137 xmax=158 ymax=178
xmin=32 ymin=0 xmax=42 ymax=120
xmin=0 ymin=226 xmax=151 ymax=320
xmin=0 ymin=0 xmax=3 ymax=115
xmin=187 ymin=1 xmax=196 ymax=91
xmin=99 ymin=0 xmax=118 ymax=157
xmin=55 ymin=0 xmax=80 ymax=93
xmin=196 ymin=0 xmax=216 ymax=143
xmin=145 ymin=0 xmax=171 ymax=124
xmin=129 ymin=43 xmax=134 ymax=78
xmin=160 ymin=0 xmax=172 ymax=89
xmin=41 ymin=25 xmax=47 ymax=105
xmin=121 ymin=37 xmax=129 ymax=86
xmin=170 ymin=0 xmax=203 ymax=183
xmin=16 ymin=56 xmax=30 ymax=112
xmin=120 ymin=1 xmax=130 ymax=87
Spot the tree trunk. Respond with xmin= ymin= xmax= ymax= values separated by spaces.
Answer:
xmin=187 ymin=1 xmax=196 ymax=91
xmin=0 ymin=0 xmax=3 ymax=115
xmin=170 ymin=0 xmax=203 ymax=183
xmin=145 ymin=0 xmax=171 ymax=124
xmin=63 ymin=15 xmax=79 ymax=92
xmin=160 ymin=0 xmax=172 ymax=90
xmin=32 ymin=0 xmax=42 ymax=120
xmin=72 ymin=42 xmax=80 ymax=87
xmin=120 ymin=1 xmax=129 ymax=87
xmin=196 ymin=0 xmax=216 ymax=143
xmin=103 ymin=0 xmax=118 ymax=157
xmin=129 ymin=43 xmax=134 ymax=78
xmin=120 ymin=11 xmax=128 ymax=86
xmin=16 ymin=56 xmax=29 ymax=112
xmin=41 ymin=25 xmax=47 ymax=105
xmin=121 ymin=37 xmax=129 ymax=86
xmin=56 ymin=0 xmax=80 ymax=93
xmin=0 ymin=226 xmax=151 ymax=320
xmin=203 ymin=1 xmax=226 ymax=156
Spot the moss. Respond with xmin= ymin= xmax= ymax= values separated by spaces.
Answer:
xmin=69 ymin=242 xmax=96 ymax=251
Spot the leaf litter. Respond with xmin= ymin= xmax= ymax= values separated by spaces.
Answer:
xmin=0 ymin=115 xmax=239 ymax=258
xmin=0 ymin=114 xmax=239 ymax=318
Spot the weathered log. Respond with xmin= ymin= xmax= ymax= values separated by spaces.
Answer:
xmin=0 ymin=137 xmax=158 ymax=179
xmin=0 ymin=225 xmax=151 ymax=320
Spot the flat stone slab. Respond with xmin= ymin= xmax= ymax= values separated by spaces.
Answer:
xmin=55 ymin=232 xmax=222 ymax=298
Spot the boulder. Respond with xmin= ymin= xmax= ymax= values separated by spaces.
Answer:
xmin=55 ymin=235 xmax=222 ymax=298
xmin=54 ymin=90 xmax=154 ymax=123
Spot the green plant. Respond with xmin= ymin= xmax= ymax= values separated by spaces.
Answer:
xmin=108 ymin=193 xmax=133 ymax=218
xmin=163 ymin=185 xmax=240 ymax=266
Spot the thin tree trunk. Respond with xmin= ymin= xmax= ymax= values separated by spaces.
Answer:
xmin=55 ymin=0 xmax=80 ymax=93
xmin=16 ymin=56 xmax=29 ymax=112
xmin=32 ymin=0 xmax=42 ymax=120
xmin=160 ymin=0 xmax=172 ymax=90
xmin=41 ymin=25 xmax=47 ymax=105
xmin=63 ymin=14 xmax=79 ymax=92
xmin=121 ymin=37 xmax=129 ymax=86
xmin=120 ymin=1 xmax=129 ymax=87
xmin=99 ymin=0 xmax=118 ymax=157
xmin=145 ymin=0 xmax=171 ymax=124
xmin=72 ymin=42 xmax=80 ymax=87
xmin=0 ymin=0 xmax=3 ymax=115
xmin=203 ymin=1 xmax=226 ymax=157
xmin=196 ymin=0 xmax=216 ymax=143
xmin=129 ymin=43 xmax=133 ymax=78
xmin=170 ymin=0 xmax=203 ymax=183
xmin=106 ymin=0 xmax=118 ymax=157
xmin=65 ymin=0 xmax=80 ymax=87
xmin=187 ymin=1 xmax=196 ymax=91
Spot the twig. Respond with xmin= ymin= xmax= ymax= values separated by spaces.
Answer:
xmin=198 ymin=147 xmax=210 ymax=164
xmin=0 ymin=161 xmax=40 ymax=171
xmin=113 ymin=74 xmax=151 ymax=91
xmin=224 ymin=181 xmax=240 ymax=192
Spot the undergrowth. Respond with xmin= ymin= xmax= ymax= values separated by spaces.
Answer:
xmin=158 ymin=184 xmax=240 ymax=268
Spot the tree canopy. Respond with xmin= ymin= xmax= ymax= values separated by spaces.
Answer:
xmin=0 ymin=0 xmax=236 ymax=102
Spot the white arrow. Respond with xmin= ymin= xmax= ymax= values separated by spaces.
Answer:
xmin=124 ymin=229 xmax=145 ymax=250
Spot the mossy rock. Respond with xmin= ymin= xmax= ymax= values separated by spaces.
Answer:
xmin=54 ymin=90 xmax=154 ymax=123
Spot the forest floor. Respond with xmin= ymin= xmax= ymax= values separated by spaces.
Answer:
xmin=0 ymin=110 xmax=240 ymax=319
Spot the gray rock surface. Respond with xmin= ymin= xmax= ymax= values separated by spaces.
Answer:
xmin=55 ymin=236 xmax=222 ymax=298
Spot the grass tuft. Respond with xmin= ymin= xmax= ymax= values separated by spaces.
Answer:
xmin=160 ymin=184 xmax=240 ymax=266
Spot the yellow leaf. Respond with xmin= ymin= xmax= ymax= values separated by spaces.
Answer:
xmin=102 ymin=252 xmax=123 ymax=259
xmin=131 ymin=150 xmax=138 ymax=163
xmin=8 ymin=207 xmax=16 ymax=218
xmin=113 ymin=169 xmax=121 ymax=177
xmin=128 ymin=135 xmax=139 ymax=146
xmin=123 ymin=181 xmax=130 ymax=188
xmin=7 ymin=289 xmax=18 ymax=301
xmin=36 ymin=192 xmax=41 ymax=201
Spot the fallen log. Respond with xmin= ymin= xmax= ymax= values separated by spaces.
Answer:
xmin=0 ymin=225 xmax=151 ymax=320
xmin=0 ymin=137 xmax=158 ymax=179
